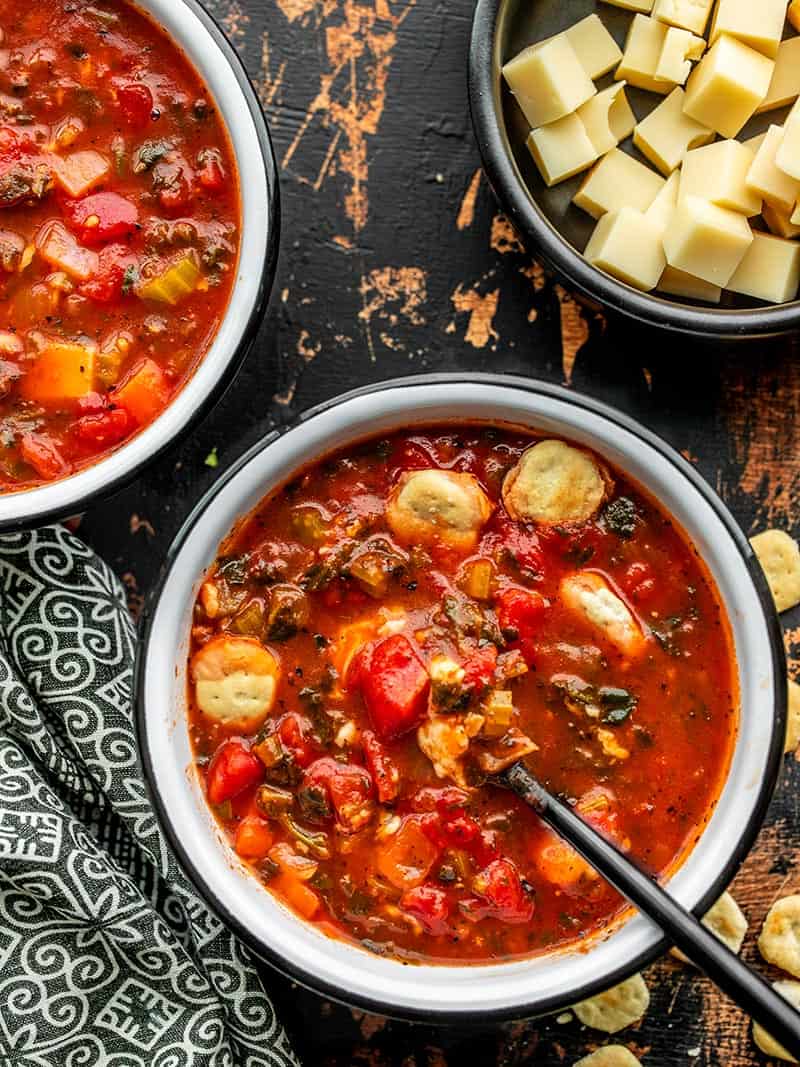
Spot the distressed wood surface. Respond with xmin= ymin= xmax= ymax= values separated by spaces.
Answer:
xmin=77 ymin=0 xmax=800 ymax=1063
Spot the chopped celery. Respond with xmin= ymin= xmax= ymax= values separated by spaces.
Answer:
xmin=461 ymin=559 xmax=493 ymax=601
xmin=482 ymin=690 xmax=514 ymax=737
xmin=137 ymin=254 xmax=201 ymax=305
xmin=290 ymin=506 xmax=328 ymax=546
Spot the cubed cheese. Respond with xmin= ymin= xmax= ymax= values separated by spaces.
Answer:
xmin=616 ymin=15 xmax=674 ymax=94
xmin=527 ymin=113 xmax=598 ymax=187
xmin=565 ymin=14 xmax=624 ymax=79
xmin=584 ymin=206 xmax=667 ymax=292
xmin=727 ymin=232 xmax=800 ymax=303
xmin=663 ymin=195 xmax=754 ymax=285
xmin=655 ymin=27 xmax=706 ymax=85
xmin=709 ymin=0 xmax=786 ymax=59
xmin=683 ymin=35 xmax=774 ymax=139
xmin=652 ymin=0 xmax=714 ymax=35
xmin=757 ymin=38 xmax=800 ymax=115
xmin=657 ymin=266 xmax=722 ymax=301
xmin=574 ymin=148 xmax=666 ymax=219
xmin=577 ymin=83 xmax=636 ymax=156
xmin=645 ymin=170 xmax=681 ymax=231
xmin=762 ymin=202 xmax=800 ymax=240
xmin=601 ymin=0 xmax=654 ymax=10
xmin=680 ymin=139 xmax=761 ymax=215
xmin=746 ymin=126 xmax=800 ymax=214
xmin=633 ymin=87 xmax=713 ymax=175
xmin=502 ymin=37 xmax=595 ymax=129
xmin=777 ymin=103 xmax=800 ymax=182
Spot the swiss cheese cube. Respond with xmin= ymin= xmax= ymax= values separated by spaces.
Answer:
xmin=502 ymin=37 xmax=595 ymax=129
xmin=777 ymin=103 xmax=800 ymax=183
xmin=645 ymin=170 xmax=681 ymax=231
xmin=565 ymin=15 xmax=624 ymax=79
xmin=709 ymin=0 xmax=786 ymax=59
xmin=662 ymin=195 xmax=754 ymax=285
xmin=527 ymin=113 xmax=598 ymax=187
xmin=616 ymin=15 xmax=675 ymax=94
xmin=746 ymin=126 xmax=800 ymax=214
xmin=727 ymin=232 xmax=800 ymax=303
xmin=633 ymin=87 xmax=713 ymax=175
xmin=584 ymin=207 xmax=667 ymax=291
xmin=577 ymin=83 xmax=636 ymax=156
xmin=680 ymin=139 xmax=761 ymax=216
xmin=683 ymin=35 xmax=774 ymax=139
xmin=652 ymin=0 xmax=714 ymax=35
xmin=763 ymin=202 xmax=800 ymax=240
xmin=574 ymin=148 xmax=666 ymax=219
xmin=655 ymin=27 xmax=706 ymax=85
xmin=757 ymin=38 xmax=800 ymax=115
xmin=601 ymin=0 xmax=655 ymax=11
xmin=657 ymin=266 xmax=722 ymax=302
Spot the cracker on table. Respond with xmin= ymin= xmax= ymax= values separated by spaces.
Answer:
xmin=750 ymin=530 xmax=800 ymax=613
xmin=758 ymin=895 xmax=800 ymax=977
xmin=573 ymin=974 xmax=650 ymax=1033
xmin=671 ymin=890 xmax=747 ymax=964
xmin=753 ymin=980 xmax=800 ymax=1062
xmin=574 ymin=1046 xmax=641 ymax=1067
xmin=787 ymin=677 xmax=800 ymax=755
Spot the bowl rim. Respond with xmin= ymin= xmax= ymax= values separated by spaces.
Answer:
xmin=135 ymin=372 xmax=787 ymax=1022
xmin=0 ymin=0 xmax=280 ymax=531
xmin=467 ymin=0 xmax=800 ymax=339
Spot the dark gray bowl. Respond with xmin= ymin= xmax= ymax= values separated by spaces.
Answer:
xmin=468 ymin=0 xmax=800 ymax=339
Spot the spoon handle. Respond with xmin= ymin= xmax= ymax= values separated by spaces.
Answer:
xmin=502 ymin=762 xmax=800 ymax=1059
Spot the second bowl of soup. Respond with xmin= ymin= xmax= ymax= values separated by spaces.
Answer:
xmin=137 ymin=375 xmax=784 ymax=1020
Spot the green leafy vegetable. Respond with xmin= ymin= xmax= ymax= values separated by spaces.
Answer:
xmin=603 ymin=497 xmax=638 ymax=540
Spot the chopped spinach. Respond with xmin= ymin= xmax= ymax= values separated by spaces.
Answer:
xmin=216 ymin=554 xmax=249 ymax=585
xmin=603 ymin=497 xmax=638 ymax=540
xmin=599 ymin=686 xmax=638 ymax=725
xmin=133 ymin=139 xmax=174 ymax=173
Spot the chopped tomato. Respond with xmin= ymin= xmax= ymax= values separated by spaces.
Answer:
xmin=234 ymin=815 xmax=273 ymax=861
xmin=80 ymin=243 xmax=137 ymax=304
xmin=461 ymin=645 xmax=498 ymax=694
xmin=496 ymin=586 xmax=547 ymax=663
xmin=400 ymin=885 xmax=450 ymax=936
xmin=116 ymin=82 xmax=154 ymax=128
xmin=461 ymin=858 xmax=534 ymax=924
xmin=74 ymin=405 xmax=132 ymax=449
xmin=483 ymin=514 xmax=544 ymax=574
xmin=206 ymin=740 xmax=264 ymax=806
xmin=301 ymin=757 xmax=374 ymax=833
xmin=362 ymin=730 xmax=400 ymax=803
xmin=277 ymin=712 xmax=315 ymax=769
xmin=111 ymin=357 xmax=170 ymax=426
xmin=19 ymin=432 xmax=69 ymax=480
xmin=196 ymin=149 xmax=225 ymax=193
xmin=351 ymin=634 xmax=430 ymax=740
xmin=63 ymin=192 xmax=139 ymax=245
xmin=389 ymin=438 xmax=437 ymax=475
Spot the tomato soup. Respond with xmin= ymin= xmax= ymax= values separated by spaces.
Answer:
xmin=0 ymin=0 xmax=239 ymax=489
xmin=188 ymin=426 xmax=737 ymax=965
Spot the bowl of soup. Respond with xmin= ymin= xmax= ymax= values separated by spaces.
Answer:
xmin=0 ymin=0 xmax=278 ymax=526
xmin=136 ymin=375 xmax=785 ymax=1020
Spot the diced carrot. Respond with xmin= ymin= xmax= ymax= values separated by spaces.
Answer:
xmin=20 ymin=341 xmax=96 ymax=405
xmin=111 ymin=358 xmax=170 ymax=426
xmin=272 ymin=873 xmax=320 ymax=919
xmin=51 ymin=150 xmax=110 ymax=198
xmin=234 ymin=816 xmax=273 ymax=861
xmin=375 ymin=817 xmax=439 ymax=890
xmin=36 ymin=221 xmax=98 ymax=281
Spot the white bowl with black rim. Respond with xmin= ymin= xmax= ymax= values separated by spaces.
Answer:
xmin=0 ymin=0 xmax=279 ymax=530
xmin=136 ymin=374 xmax=786 ymax=1022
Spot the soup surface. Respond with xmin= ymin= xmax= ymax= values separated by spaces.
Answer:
xmin=0 ymin=0 xmax=239 ymax=489
xmin=188 ymin=426 xmax=737 ymax=965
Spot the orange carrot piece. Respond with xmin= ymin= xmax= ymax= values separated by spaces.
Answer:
xmin=20 ymin=341 xmax=96 ymax=405
xmin=272 ymin=873 xmax=321 ymax=919
xmin=111 ymin=358 xmax=170 ymax=426
xmin=234 ymin=817 xmax=273 ymax=861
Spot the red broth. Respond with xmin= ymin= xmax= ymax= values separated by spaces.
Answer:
xmin=188 ymin=426 xmax=737 ymax=965
xmin=0 ymin=0 xmax=239 ymax=489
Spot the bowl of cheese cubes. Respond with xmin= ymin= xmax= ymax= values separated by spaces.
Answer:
xmin=469 ymin=0 xmax=800 ymax=338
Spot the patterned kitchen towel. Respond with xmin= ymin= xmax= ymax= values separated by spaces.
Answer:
xmin=0 ymin=526 xmax=299 ymax=1067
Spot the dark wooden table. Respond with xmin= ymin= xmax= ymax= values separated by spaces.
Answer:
xmin=79 ymin=0 xmax=800 ymax=1062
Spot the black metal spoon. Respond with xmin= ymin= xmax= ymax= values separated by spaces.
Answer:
xmin=498 ymin=761 xmax=800 ymax=1058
